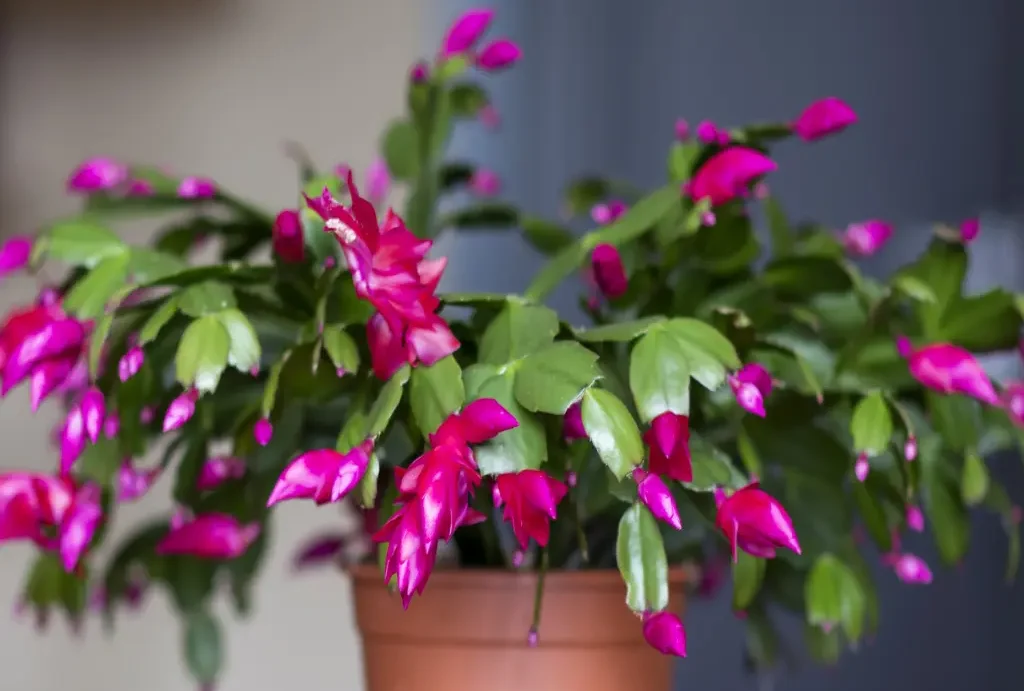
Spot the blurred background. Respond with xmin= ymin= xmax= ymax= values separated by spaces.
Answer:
xmin=1 ymin=0 xmax=1022 ymax=689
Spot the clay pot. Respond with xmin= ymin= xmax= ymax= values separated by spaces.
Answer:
xmin=349 ymin=565 xmax=688 ymax=691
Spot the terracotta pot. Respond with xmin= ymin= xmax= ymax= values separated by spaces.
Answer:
xmin=349 ymin=565 xmax=688 ymax=691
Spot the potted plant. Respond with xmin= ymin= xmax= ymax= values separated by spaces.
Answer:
xmin=2 ymin=6 xmax=1023 ymax=691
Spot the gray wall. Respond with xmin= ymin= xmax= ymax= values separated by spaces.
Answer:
xmin=432 ymin=1 xmax=1024 ymax=689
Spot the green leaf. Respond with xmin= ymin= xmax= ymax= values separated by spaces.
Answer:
xmin=43 ymin=217 xmax=127 ymax=267
xmin=178 ymin=281 xmax=237 ymax=317
xmin=762 ymin=256 xmax=852 ymax=298
xmin=904 ymin=239 xmax=967 ymax=336
xmin=438 ymin=161 xmax=474 ymax=191
xmin=513 ymin=342 xmax=600 ymax=414
xmin=472 ymin=371 xmax=546 ymax=473
xmin=849 ymin=391 xmax=893 ymax=456
xmin=184 ymin=610 xmax=223 ymax=685
xmin=961 ymin=450 xmax=989 ymax=505
xmin=365 ymin=366 xmax=410 ymax=438
xmin=629 ymin=326 xmax=691 ymax=422
xmin=805 ymin=553 xmax=866 ymax=643
xmin=215 ymin=309 xmax=261 ymax=373
xmin=409 ymin=356 xmax=465 ymax=437
xmin=63 ymin=253 xmax=131 ymax=320
xmin=664 ymin=318 xmax=741 ymax=371
xmin=852 ymin=481 xmax=892 ymax=552
xmin=87 ymin=312 xmax=115 ymax=379
xmin=77 ymin=437 xmax=122 ymax=487
xmin=321 ymin=325 xmax=360 ymax=375
xmin=763 ymin=197 xmax=793 ymax=256
xmin=358 ymin=454 xmax=381 ymax=508
xmin=685 ymin=436 xmax=744 ymax=491
xmin=580 ymin=388 xmax=643 ymax=479
xmin=381 ymin=119 xmax=420 ymax=180
xmin=448 ymin=83 xmax=488 ymax=118
xmin=891 ymin=273 xmax=937 ymax=303
xmin=336 ymin=407 xmax=369 ymax=453
xmin=733 ymin=551 xmax=766 ymax=610
xmin=574 ymin=316 xmax=665 ymax=343
xmin=939 ymin=289 xmax=1022 ymax=352
xmin=175 ymin=316 xmax=231 ymax=393
xmin=443 ymin=203 xmax=519 ymax=230
xmin=521 ymin=217 xmax=575 ymax=255
xmin=616 ymin=503 xmax=669 ymax=612
xmin=138 ymin=297 xmax=180 ymax=345
xmin=667 ymin=142 xmax=701 ymax=182
xmin=438 ymin=291 xmax=510 ymax=306
xmin=127 ymin=248 xmax=188 ymax=283
xmin=261 ymin=358 xmax=286 ymax=417
xmin=523 ymin=241 xmax=589 ymax=302
xmin=588 ymin=183 xmax=680 ymax=247
xmin=563 ymin=177 xmax=613 ymax=217
xmin=478 ymin=302 xmax=560 ymax=365
xmin=923 ymin=473 xmax=970 ymax=564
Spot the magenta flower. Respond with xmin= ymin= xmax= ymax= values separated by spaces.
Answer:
xmin=58 ymin=483 xmax=103 ymax=572
xmin=642 ymin=611 xmax=687 ymax=657
xmin=126 ymin=179 xmax=154 ymax=196
xmin=196 ymin=456 xmax=247 ymax=492
xmin=906 ymin=505 xmax=925 ymax=532
xmin=156 ymin=513 xmax=261 ymax=559
xmin=440 ymin=8 xmax=494 ymax=58
xmin=292 ymin=534 xmax=347 ymax=571
xmin=469 ymin=168 xmax=501 ymax=196
xmin=792 ymin=97 xmax=857 ymax=141
xmin=0 ymin=236 xmax=32 ymax=279
xmin=643 ymin=412 xmax=692 ymax=482
xmin=960 ymin=217 xmax=980 ymax=244
xmin=66 ymin=157 xmax=128 ymax=194
xmin=254 ymin=417 xmax=274 ymax=446
xmin=687 ymin=147 xmax=777 ymax=206
xmin=475 ymin=39 xmax=521 ymax=71
xmin=177 ymin=176 xmax=217 ymax=199
xmin=117 ymin=460 xmax=161 ymax=502
xmin=591 ymin=200 xmax=628 ymax=226
xmin=0 ymin=306 xmax=87 ymax=396
xmin=633 ymin=469 xmax=682 ymax=530
xmin=590 ymin=243 xmax=628 ymax=299
xmin=80 ymin=387 xmax=106 ymax=444
xmin=728 ymin=363 xmax=773 ymax=417
xmin=854 ymin=453 xmax=870 ymax=482
xmin=1003 ymin=382 xmax=1024 ymax=427
xmin=103 ymin=412 xmax=120 ymax=439
xmin=840 ymin=219 xmax=893 ymax=257
xmin=714 ymin=482 xmax=801 ymax=561
xmin=562 ymin=401 xmax=587 ymax=441
xmin=163 ymin=388 xmax=199 ymax=432
xmin=272 ymin=209 xmax=305 ymax=264
xmin=493 ymin=469 xmax=568 ymax=549
xmin=674 ymin=118 xmax=690 ymax=141
xmin=904 ymin=435 xmax=918 ymax=461
xmin=891 ymin=553 xmax=933 ymax=584
xmin=0 ymin=472 xmax=75 ymax=552
xmin=29 ymin=359 xmax=74 ymax=413
xmin=59 ymin=406 xmax=87 ymax=475
xmin=695 ymin=120 xmax=720 ymax=144
xmin=117 ymin=345 xmax=145 ymax=382
xmin=266 ymin=441 xmax=374 ymax=507
xmin=897 ymin=338 xmax=999 ymax=405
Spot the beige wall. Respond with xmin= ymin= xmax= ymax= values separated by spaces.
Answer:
xmin=0 ymin=1 xmax=421 ymax=688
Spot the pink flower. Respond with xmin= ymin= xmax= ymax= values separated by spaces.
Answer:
xmin=0 ymin=472 xmax=75 ymax=550
xmin=469 ymin=169 xmax=501 ymax=196
xmin=642 ymin=611 xmax=687 ymax=657
xmin=409 ymin=61 xmax=429 ymax=83
xmin=643 ymin=412 xmax=692 ymax=482
xmin=904 ymin=435 xmax=918 ymax=461
xmin=960 ymin=217 xmax=980 ymax=244
xmin=58 ymin=484 xmax=103 ymax=572
xmin=674 ymin=118 xmax=690 ymax=141
xmin=897 ymin=338 xmax=999 ymax=405
xmin=177 ymin=176 xmax=217 ymax=199
xmin=118 ymin=346 xmax=145 ymax=382
xmin=365 ymin=157 xmax=391 ymax=208
xmin=728 ymin=363 xmax=773 ymax=417
xmin=156 ymin=513 xmax=261 ymax=559
xmin=305 ymin=172 xmax=459 ymax=379
xmin=196 ymin=457 xmax=247 ymax=492
xmin=66 ymin=157 xmax=127 ymax=193
xmin=117 ymin=460 xmax=161 ymax=502
xmin=59 ymin=406 xmax=86 ymax=475
xmin=906 ymin=505 xmax=925 ymax=532
xmin=493 ymin=469 xmax=568 ymax=549
xmin=163 ymin=388 xmax=199 ymax=432
xmin=696 ymin=120 xmax=720 ymax=144
xmin=792 ymin=97 xmax=857 ymax=141
xmin=0 ymin=303 xmax=87 ymax=399
xmin=687 ymin=147 xmax=777 ymax=206
xmin=266 ymin=441 xmax=375 ymax=507
xmin=590 ymin=243 xmax=628 ymax=299
xmin=562 ymin=401 xmax=587 ymax=441
xmin=292 ymin=534 xmax=347 ymax=571
xmin=591 ymin=200 xmax=628 ymax=226
xmin=1003 ymin=382 xmax=1024 ymax=427
xmin=633 ymin=469 xmax=682 ymax=530
xmin=272 ymin=210 xmax=305 ymax=264
xmin=854 ymin=453 xmax=870 ymax=482
xmin=440 ymin=8 xmax=494 ymax=57
xmin=0 ymin=236 xmax=32 ymax=278
xmin=103 ymin=412 xmax=120 ymax=439
xmin=254 ymin=418 xmax=274 ymax=446
xmin=714 ymin=482 xmax=801 ymax=561
xmin=840 ymin=219 xmax=892 ymax=257
xmin=79 ymin=387 xmax=106 ymax=444
xmin=125 ymin=179 xmax=154 ymax=196
xmin=475 ymin=39 xmax=521 ymax=71
xmin=891 ymin=553 xmax=933 ymax=584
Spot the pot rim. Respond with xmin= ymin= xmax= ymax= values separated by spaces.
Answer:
xmin=346 ymin=563 xmax=693 ymax=591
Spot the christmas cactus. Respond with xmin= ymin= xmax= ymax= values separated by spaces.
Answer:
xmin=3 ymin=6 xmax=1024 ymax=687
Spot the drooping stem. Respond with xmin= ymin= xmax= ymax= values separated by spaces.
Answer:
xmin=530 ymin=547 xmax=549 ymax=643
xmin=574 ymin=501 xmax=590 ymax=563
